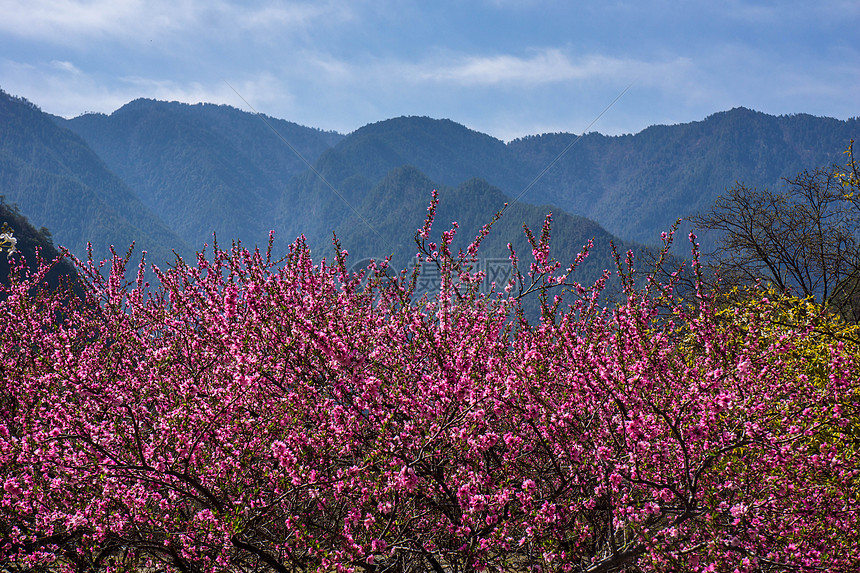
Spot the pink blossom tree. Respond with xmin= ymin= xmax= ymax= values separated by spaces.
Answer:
xmin=0 ymin=198 xmax=858 ymax=572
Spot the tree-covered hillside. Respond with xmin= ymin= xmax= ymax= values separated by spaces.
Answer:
xmin=0 ymin=89 xmax=191 ymax=264
xmin=277 ymin=109 xmax=858 ymax=254
xmin=61 ymin=99 xmax=344 ymax=250
xmin=0 ymin=197 xmax=77 ymax=290
xmin=330 ymin=165 xmax=627 ymax=283
xmin=271 ymin=117 xmax=622 ymax=270
xmin=4 ymin=89 xmax=856 ymax=274
xmin=508 ymin=108 xmax=860 ymax=243
xmin=329 ymin=116 xmax=527 ymax=190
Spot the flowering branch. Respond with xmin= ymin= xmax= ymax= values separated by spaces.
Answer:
xmin=0 ymin=223 xmax=17 ymax=259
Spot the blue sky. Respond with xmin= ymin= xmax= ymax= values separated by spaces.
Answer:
xmin=1 ymin=0 xmax=858 ymax=141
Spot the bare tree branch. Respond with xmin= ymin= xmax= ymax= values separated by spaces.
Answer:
xmin=690 ymin=163 xmax=860 ymax=323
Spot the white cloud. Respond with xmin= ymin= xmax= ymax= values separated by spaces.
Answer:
xmin=1 ymin=58 xmax=129 ymax=116
xmin=299 ymin=52 xmax=356 ymax=82
xmin=0 ymin=0 xmax=347 ymax=46
xmin=0 ymin=0 xmax=154 ymax=42
xmin=405 ymin=49 xmax=692 ymax=88
xmin=415 ymin=49 xmax=587 ymax=84
xmin=49 ymin=60 xmax=82 ymax=74
xmin=233 ymin=2 xmax=349 ymax=31
xmin=120 ymin=73 xmax=292 ymax=112
xmin=0 ymin=57 xmax=293 ymax=119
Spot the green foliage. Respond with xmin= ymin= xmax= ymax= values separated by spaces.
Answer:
xmin=713 ymin=288 xmax=860 ymax=509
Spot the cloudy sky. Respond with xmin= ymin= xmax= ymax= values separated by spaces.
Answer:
xmin=1 ymin=0 xmax=858 ymax=141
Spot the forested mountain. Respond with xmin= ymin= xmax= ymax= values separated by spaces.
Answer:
xmin=0 ymin=90 xmax=190 ymax=265
xmin=509 ymin=108 xmax=860 ymax=243
xmin=269 ymin=115 xmax=635 ymax=272
xmin=330 ymin=116 xmax=527 ymax=190
xmin=0 ymin=197 xmax=78 ymax=290
xmin=272 ymin=116 xmax=529 ymax=250
xmin=329 ymin=166 xmax=627 ymax=288
xmin=275 ymin=109 xmax=858 ymax=254
xmin=2 ymin=88 xmax=856 ymax=283
xmin=60 ymin=99 xmax=344 ymax=250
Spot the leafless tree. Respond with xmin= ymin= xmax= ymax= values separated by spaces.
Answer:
xmin=690 ymin=163 xmax=860 ymax=323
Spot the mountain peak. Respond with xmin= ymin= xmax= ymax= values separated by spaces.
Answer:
xmin=349 ymin=115 xmax=502 ymax=143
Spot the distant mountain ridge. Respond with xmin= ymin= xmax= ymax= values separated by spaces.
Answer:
xmin=508 ymin=107 xmax=860 ymax=243
xmin=60 ymin=98 xmax=344 ymax=251
xmin=270 ymin=107 xmax=857 ymax=260
xmin=0 ymin=89 xmax=191 ymax=265
xmin=1 ymin=88 xmax=857 ymax=286
xmin=334 ymin=116 xmax=526 ymax=190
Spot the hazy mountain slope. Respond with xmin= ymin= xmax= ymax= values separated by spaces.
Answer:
xmin=273 ymin=116 xmax=533 ymax=249
xmin=329 ymin=165 xmax=632 ymax=288
xmin=277 ymin=109 xmax=858 ymax=253
xmin=273 ymin=147 xmax=378 ymax=249
xmin=0 ymin=90 xmax=191 ymax=264
xmin=0 ymin=197 xmax=78 ymax=290
xmin=10 ymin=89 xmax=853 ymax=264
xmin=61 ymin=99 xmax=344 ymax=250
xmin=332 ymin=116 xmax=529 ymax=190
xmin=508 ymin=108 xmax=860 ymax=244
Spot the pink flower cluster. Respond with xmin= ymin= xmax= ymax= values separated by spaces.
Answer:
xmin=0 ymin=203 xmax=858 ymax=573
